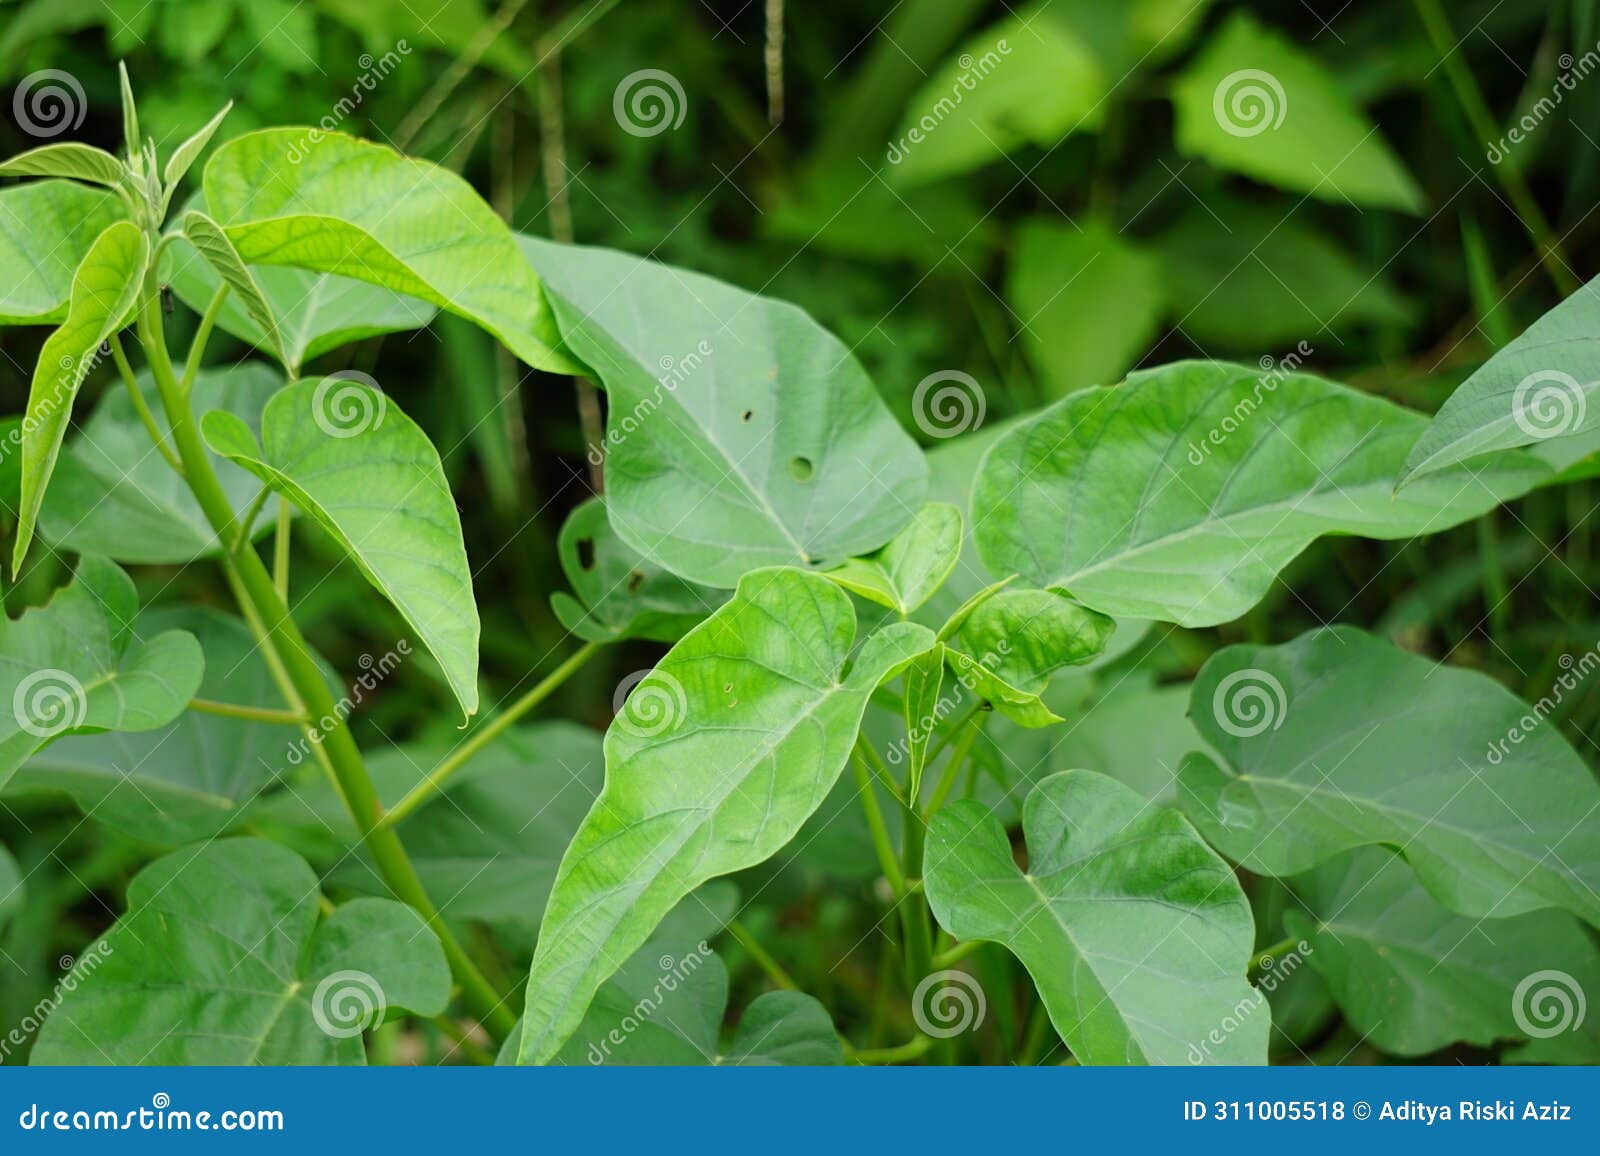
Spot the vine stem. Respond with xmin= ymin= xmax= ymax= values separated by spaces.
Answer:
xmin=136 ymin=285 xmax=516 ymax=1041
xmin=1250 ymin=936 xmax=1300 ymax=974
xmin=844 ymin=1034 xmax=935 ymax=1065
xmin=725 ymin=919 xmax=797 ymax=990
xmin=187 ymin=698 xmax=306 ymax=725
xmin=377 ymin=639 xmax=603 ymax=830
xmin=109 ymin=334 xmax=181 ymax=471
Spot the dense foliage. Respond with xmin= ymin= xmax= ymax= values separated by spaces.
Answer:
xmin=1 ymin=0 xmax=1598 ymax=1067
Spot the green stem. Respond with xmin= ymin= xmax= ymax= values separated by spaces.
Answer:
xmin=1412 ymin=0 xmax=1578 ymax=295
xmin=726 ymin=919 xmax=797 ymax=990
xmin=180 ymin=285 xmax=228 ymax=395
xmin=109 ymin=334 xmax=181 ymax=471
xmin=1250 ymin=936 xmax=1300 ymax=974
xmin=932 ymin=938 xmax=983 ymax=969
xmin=845 ymin=1034 xmax=935 ymax=1065
xmin=377 ymin=640 xmax=603 ymax=830
xmin=273 ymin=496 xmax=291 ymax=601
xmin=137 ymin=288 xmax=515 ymax=1041
xmin=187 ymin=697 xmax=306 ymax=725
xmin=850 ymin=748 xmax=906 ymax=895
xmin=925 ymin=714 xmax=983 ymax=817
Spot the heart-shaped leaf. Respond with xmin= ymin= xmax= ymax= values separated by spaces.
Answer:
xmin=0 ymin=182 xmax=126 ymax=324
xmin=11 ymin=606 xmax=335 ymax=845
xmin=1181 ymin=626 xmax=1600 ymax=930
xmin=824 ymin=502 xmax=962 ymax=616
xmin=1401 ymin=275 xmax=1600 ymax=484
xmin=974 ymin=360 xmax=1555 ymax=627
xmin=0 ymin=555 xmax=202 ymax=791
xmin=517 ymin=568 xmax=934 ymax=1064
xmin=201 ymin=129 xmax=575 ymax=373
xmin=31 ymin=838 xmax=449 ymax=1064
xmin=551 ymin=497 xmax=727 ymax=645
xmin=924 ymin=769 xmax=1265 ymax=1064
xmin=14 ymin=220 xmax=149 ymax=570
xmin=202 ymin=377 xmax=480 ymax=716
xmin=39 ymin=364 xmax=283 ymax=564
xmin=519 ymin=234 xmax=929 ymax=587
xmin=1286 ymin=847 xmax=1600 ymax=1059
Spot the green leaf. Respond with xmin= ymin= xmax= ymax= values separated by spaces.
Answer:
xmin=0 ymin=143 xmax=124 ymax=187
xmin=1286 ymin=847 xmax=1600 ymax=1059
xmin=823 ymin=502 xmax=962 ymax=615
xmin=178 ymin=209 xmax=289 ymax=368
xmin=163 ymin=222 xmax=436 ymax=373
xmin=519 ymin=235 xmax=929 ymax=587
xmin=0 ymin=182 xmax=127 ymax=324
xmin=0 ymin=842 xmax=20 ymax=933
xmin=202 ymin=129 xmax=576 ymax=373
xmin=40 ymin=365 xmax=283 ymax=564
xmin=1401 ymin=276 xmax=1600 ymax=484
xmin=117 ymin=62 xmax=139 ymax=155
xmin=11 ymin=606 xmax=332 ymax=845
xmin=1154 ymin=199 xmax=1411 ymax=350
xmin=1007 ymin=218 xmax=1164 ymax=397
xmin=31 ymin=838 xmax=449 ymax=1064
xmin=924 ymin=770 xmax=1265 ymax=1064
xmin=941 ymin=586 xmax=1113 ymax=726
xmin=202 ymin=377 xmax=480 ymax=716
xmin=14 ymin=220 xmax=149 ymax=571
xmin=518 ymin=568 xmax=934 ymax=1064
xmin=902 ymin=646 xmax=945 ymax=801
xmin=0 ymin=555 xmax=202 ymax=792
xmin=973 ymin=360 xmax=1557 ymax=627
xmin=551 ymin=497 xmax=728 ymax=645
xmin=161 ymin=101 xmax=232 ymax=203
xmin=1171 ymin=12 xmax=1423 ymax=212
xmin=1180 ymin=626 xmax=1600 ymax=930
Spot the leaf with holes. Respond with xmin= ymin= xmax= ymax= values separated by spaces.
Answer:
xmin=520 ymin=234 xmax=929 ymax=587
xmin=517 ymin=568 xmax=934 ymax=1064
xmin=31 ymin=838 xmax=449 ymax=1064
xmin=201 ymin=377 xmax=480 ymax=716
xmin=924 ymin=770 xmax=1266 ymax=1064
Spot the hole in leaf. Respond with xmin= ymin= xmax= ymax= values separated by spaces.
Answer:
xmin=576 ymin=538 xmax=596 ymax=571
xmin=789 ymin=456 xmax=815 ymax=482
xmin=740 ymin=409 xmax=753 ymax=422
xmin=625 ymin=570 xmax=645 ymax=594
